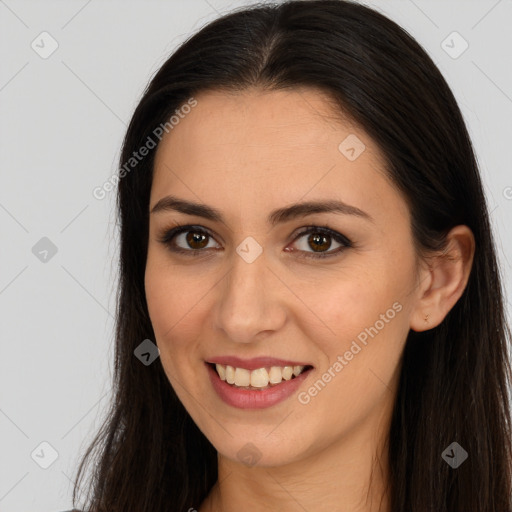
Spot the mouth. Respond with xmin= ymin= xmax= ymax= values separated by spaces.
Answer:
xmin=206 ymin=362 xmax=314 ymax=391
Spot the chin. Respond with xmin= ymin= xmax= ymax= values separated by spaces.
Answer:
xmin=209 ymin=429 xmax=308 ymax=468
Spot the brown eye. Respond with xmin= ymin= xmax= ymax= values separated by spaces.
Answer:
xmin=288 ymin=226 xmax=352 ymax=260
xmin=158 ymin=224 xmax=352 ymax=260
xmin=158 ymin=225 xmax=220 ymax=256
xmin=184 ymin=231 xmax=209 ymax=250
xmin=306 ymin=233 xmax=331 ymax=252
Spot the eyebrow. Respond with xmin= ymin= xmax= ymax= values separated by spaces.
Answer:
xmin=150 ymin=195 xmax=374 ymax=226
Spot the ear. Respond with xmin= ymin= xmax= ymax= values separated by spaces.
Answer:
xmin=410 ymin=225 xmax=475 ymax=332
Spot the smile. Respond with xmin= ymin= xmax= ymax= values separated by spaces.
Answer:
xmin=206 ymin=362 xmax=314 ymax=409
xmin=211 ymin=363 xmax=312 ymax=389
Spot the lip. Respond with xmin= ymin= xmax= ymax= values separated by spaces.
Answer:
xmin=206 ymin=362 xmax=314 ymax=409
xmin=207 ymin=356 xmax=313 ymax=371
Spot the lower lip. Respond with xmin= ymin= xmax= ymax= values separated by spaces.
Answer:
xmin=206 ymin=363 xmax=313 ymax=409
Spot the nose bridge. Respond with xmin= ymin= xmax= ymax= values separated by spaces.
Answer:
xmin=215 ymin=242 xmax=283 ymax=343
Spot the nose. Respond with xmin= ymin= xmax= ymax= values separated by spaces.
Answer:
xmin=213 ymin=246 xmax=287 ymax=344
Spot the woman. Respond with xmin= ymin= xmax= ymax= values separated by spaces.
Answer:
xmin=70 ymin=1 xmax=512 ymax=511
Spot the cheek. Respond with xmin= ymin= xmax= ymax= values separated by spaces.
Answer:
xmin=145 ymin=258 xmax=191 ymax=358
xmin=298 ymin=254 xmax=413 ymax=396
xmin=144 ymin=255 xmax=216 ymax=380
xmin=144 ymin=268 xmax=194 ymax=397
xmin=293 ymin=271 xmax=409 ymax=438
xmin=304 ymin=269 xmax=404 ymax=342
xmin=145 ymin=252 xmax=196 ymax=334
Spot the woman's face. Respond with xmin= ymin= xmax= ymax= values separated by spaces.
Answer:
xmin=145 ymin=87 xmax=425 ymax=467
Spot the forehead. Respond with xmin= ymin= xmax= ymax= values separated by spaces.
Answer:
xmin=155 ymin=87 xmax=367 ymax=163
xmin=151 ymin=88 xmax=407 ymax=225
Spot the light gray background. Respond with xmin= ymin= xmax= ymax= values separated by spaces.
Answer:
xmin=1 ymin=1 xmax=511 ymax=511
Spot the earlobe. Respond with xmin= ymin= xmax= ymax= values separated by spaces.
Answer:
xmin=409 ymin=225 xmax=475 ymax=332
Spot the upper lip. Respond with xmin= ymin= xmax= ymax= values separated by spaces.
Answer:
xmin=206 ymin=356 xmax=313 ymax=371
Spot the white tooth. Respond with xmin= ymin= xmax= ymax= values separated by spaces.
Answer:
xmin=269 ymin=366 xmax=283 ymax=384
xmin=250 ymin=368 xmax=269 ymax=388
xmin=216 ymin=364 xmax=226 ymax=381
xmin=282 ymin=366 xmax=293 ymax=380
xmin=225 ymin=365 xmax=235 ymax=384
xmin=234 ymin=367 xmax=251 ymax=387
xmin=293 ymin=365 xmax=304 ymax=377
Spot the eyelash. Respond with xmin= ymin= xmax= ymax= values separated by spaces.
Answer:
xmin=157 ymin=223 xmax=353 ymax=260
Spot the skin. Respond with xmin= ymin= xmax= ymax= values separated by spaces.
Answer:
xmin=144 ymin=87 xmax=475 ymax=512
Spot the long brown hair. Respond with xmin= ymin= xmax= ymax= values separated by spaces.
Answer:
xmin=72 ymin=1 xmax=512 ymax=510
